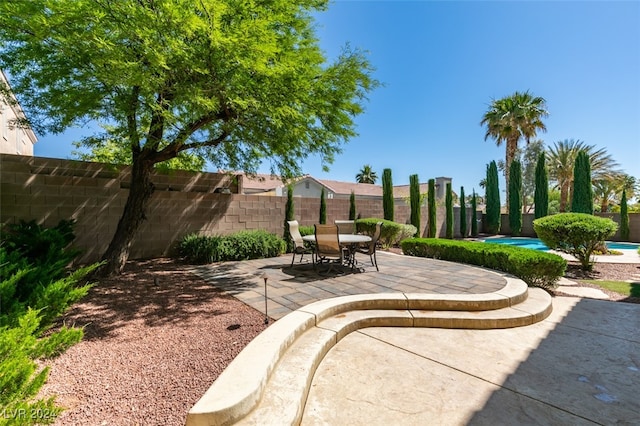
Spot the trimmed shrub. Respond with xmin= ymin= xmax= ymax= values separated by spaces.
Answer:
xmin=400 ymin=238 xmax=566 ymax=290
xmin=409 ymin=174 xmax=421 ymax=236
xmin=382 ymin=168 xmax=394 ymax=221
xmin=284 ymin=185 xmax=295 ymax=252
xmin=356 ymin=218 xmax=415 ymax=248
xmin=509 ymin=159 xmax=523 ymax=236
xmin=349 ymin=191 xmax=356 ymax=221
xmin=179 ymin=230 xmax=286 ymax=263
xmin=533 ymin=213 xmax=617 ymax=270
xmin=459 ymin=186 xmax=467 ymax=238
xmin=486 ymin=161 xmax=501 ymax=234
xmin=534 ymin=152 xmax=548 ymax=219
xmin=427 ymin=178 xmax=436 ymax=238
xmin=471 ymin=191 xmax=478 ymax=237
xmin=571 ymin=150 xmax=593 ymax=214
xmin=319 ymin=188 xmax=327 ymax=224
xmin=620 ymin=189 xmax=629 ymax=241
xmin=445 ymin=183 xmax=453 ymax=239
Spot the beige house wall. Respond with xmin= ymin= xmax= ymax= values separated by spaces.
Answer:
xmin=0 ymin=71 xmax=37 ymax=156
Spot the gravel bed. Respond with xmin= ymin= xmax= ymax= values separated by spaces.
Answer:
xmin=39 ymin=258 xmax=268 ymax=426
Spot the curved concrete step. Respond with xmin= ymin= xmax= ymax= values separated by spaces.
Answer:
xmin=186 ymin=280 xmax=551 ymax=426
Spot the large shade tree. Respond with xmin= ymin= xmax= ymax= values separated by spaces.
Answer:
xmin=480 ymin=90 xmax=548 ymax=206
xmin=546 ymin=139 xmax=620 ymax=212
xmin=0 ymin=0 xmax=377 ymax=275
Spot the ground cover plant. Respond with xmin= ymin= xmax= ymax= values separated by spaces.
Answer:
xmin=533 ymin=213 xmax=618 ymax=270
xmin=400 ymin=238 xmax=566 ymax=290
xmin=0 ymin=221 xmax=97 ymax=425
xmin=578 ymin=280 xmax=640 ymax=298
xmin=179 ymin=230 xmax=286 ymax=264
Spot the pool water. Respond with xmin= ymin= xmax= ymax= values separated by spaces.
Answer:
xmin=482 ymin=237 xmax=640 ymax=251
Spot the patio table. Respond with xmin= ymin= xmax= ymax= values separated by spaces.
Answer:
xmin=302 ymin=234 xmax=372 ymax=270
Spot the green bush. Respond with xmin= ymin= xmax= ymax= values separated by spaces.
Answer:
xmin=356 ymin=218 xmax=415 ymax=247
xmin=533 ymin=213 xmax=618 ymax=270
xmin=0 ymin=220 xmax=96 ymax=425
xmin=400 ymin=238 xmax=566 ymax=290
xmin=179 ymin=230 xmax=286 ymax=263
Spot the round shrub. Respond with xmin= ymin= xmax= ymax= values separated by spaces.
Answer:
xmin=533 ymin=213 xmax=618 ymax=270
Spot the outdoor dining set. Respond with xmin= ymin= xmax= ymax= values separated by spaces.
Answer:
xmin=287 ymin=219 xmax=383 ymax=273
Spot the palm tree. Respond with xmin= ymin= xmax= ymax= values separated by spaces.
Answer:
xmin=546 ymin=139 xmax=621 ymax=212
xmin=355 ymin=164 xmax=378 ymax=184
xmin=481 ymin=90 xmax=548 ymax=206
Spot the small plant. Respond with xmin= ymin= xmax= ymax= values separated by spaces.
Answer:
xmin=382 ymin=168 xmax=394 ymax=221
xmin=356 ymin=218 xmax=414 ymax=248
xmin=509 ymin=159 xmax=523 ymax=236
xmin=459 ymin=186 xmax=467 ymax=238
xmin=471 ymin=190 xmax=478 ymax=237
xmin=486 ymin=161 xmax=501 ymax=234
xmin=445 ymin=183 xmax=453 ymax=239
xmin=179 ymin=230 xmax=286 ymax=263
xmin=349 ymin=191 xmax=357 ymax=221
xmin=620 ymin=189 xmax=629 ymax=241
xmin=319 ymin=188 xmax=327 ymax=224
xmin=533 ymin=213 xmax=618 ymax=270
xmin=534 ymin=152 xmax=548 ymax=219
xmin=427 ymin=178 xmax=436 ymax=238
xmin=409 ymin=174 xmax=421 ymax=237
xmin=284 ymin=185 xmax=295 ymax=252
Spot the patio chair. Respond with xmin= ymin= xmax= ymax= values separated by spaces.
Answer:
xmin=334 ymin=219 xmax=356 ymax=235
xmin=314 ymin=224 xmax=344 ymax=274
xmin=287 ymin=220 xmax=314 ymax=267
xmin=356 ymin=221 xmax=383 ymax=271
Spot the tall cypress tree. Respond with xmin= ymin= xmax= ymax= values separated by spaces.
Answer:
xmin=382 ymin=168 xmax=394 ymax=221
xmin=445 ymin=182 xmax=453 ymax=239
xmin=459 ymin=186 xmax=467 ymax=238
xmin=349 ymin=190 xmax=356 ymax=220
xmin=428 ymin=178 xmax=437 ymax=238
xmin=471 ymin=190 xmax=478 ymax=237
xmin=284 ymin=185 xmax=295 ymax=251
xmin=571 ymin=150 xmax=593 ymax=214
xmin=534 ymin=152 xmax=548 ymax=219
xmin=508 ymin=160 xmax=523 ymax=236
xmin=620 ymin=189 xmax=629 ymax=241
xmin=319 ymin=187 xmax=327 ymax=224
xmin=486 ymin=161 xmax=501 ymax=234
xmin=409 ymin=174 xmax=421 ymax=237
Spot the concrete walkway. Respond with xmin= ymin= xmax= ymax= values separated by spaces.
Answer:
xmin=189 ymin=251 xmax=640 ymax=425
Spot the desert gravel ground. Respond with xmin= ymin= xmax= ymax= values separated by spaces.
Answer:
xmin=39 ymin=256 xmax=639 ymax=426
xmin=39 ymin=258 xmax=268 ymax=426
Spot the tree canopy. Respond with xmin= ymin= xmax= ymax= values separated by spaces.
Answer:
xmin=355 ymin=164 xmax=378 ymax=184
xmin=0 ymin=0 xmax=378 ymax=275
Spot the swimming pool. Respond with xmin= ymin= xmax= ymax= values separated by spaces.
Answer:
xmin=482 ymin=237 xmax=640 ymax=251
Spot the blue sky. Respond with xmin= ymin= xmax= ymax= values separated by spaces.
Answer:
xmin=34 ymin=0 xmax=640 ymax=197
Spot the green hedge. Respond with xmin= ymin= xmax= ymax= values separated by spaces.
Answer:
xmin=179 ymin=230 xmax=287 ymax=264
xmin=356 ymin=218 xmax=416 ymax=248
xmin=400 ymin=238 xmax=566 ymax=290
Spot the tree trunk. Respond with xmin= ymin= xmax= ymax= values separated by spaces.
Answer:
xmin=98 ymin=157 xmax=155 ymax=276
xmin=559 ymin=183 xmax=569 ymax=212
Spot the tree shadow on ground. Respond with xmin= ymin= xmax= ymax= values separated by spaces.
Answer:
xmin=57 ymin=258 xmax=260 ymax=341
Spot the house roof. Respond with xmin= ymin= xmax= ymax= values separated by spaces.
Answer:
xmin=393 ymin=183 xmax=431 ymax=198
xmin=233 ymin=172 xmax=285 ymax=192
xmin=316 ymin=178 xmax=383 ymax=197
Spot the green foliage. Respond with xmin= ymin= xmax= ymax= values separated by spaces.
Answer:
xmin=508 ymin=159 xmax=523 ymax=236
xmin=427 ymin=179 xmax=437 ymax=238
xmin=349 ymin=191 xmax=357 ymax=220
xmin=620 ymin=189 xmax=629 ymax=241
xmin=486 ymin=161 xmax=501 ymax=234
xmin=445 ymin=183 xmax=453 ymax=239
xmin=534 ymin=152 xmax=549 ymax=219
xmin=0 ymin=220 xmax=95 ymax=424
xmin=400 ymin=238 xmax=566 ymax=290
xmin=355 ymin=165 xmax=378 ymax=184
xmin=179 ymin=230 xmax=286 ymax=264
xmin=382 ymin=168 xmax=394 ymax=221
xmin=533 ymin=213 xmax=618 ymax=270
xmin=571 ymin=150 xmax=594 ymax=214
xmin=459 ymin=187 xmax=467 ymax=238
xmin=319 ymin=188 xmax=327 ymax=224
xmin=284 ymin=185 xmax=295 ymax=252
xmin=471 ymin=191 xmax=478 ymax=237
xmin=356 ymin=218 xmax=415 ymax=248
xmin=409 ymin=174 xmax=421 ymax=237
xmin=0 ymin=0 xmax=378 ymax=274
